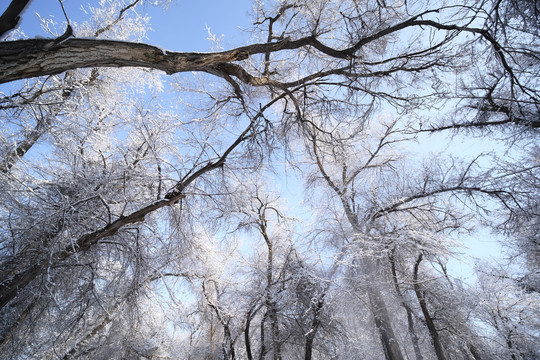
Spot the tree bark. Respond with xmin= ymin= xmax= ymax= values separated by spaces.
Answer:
xmin=0 ymin=38 xmax=253 ymax=84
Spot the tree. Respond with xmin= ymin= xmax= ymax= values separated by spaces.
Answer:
xmin=472 ymin=264 xmax=540 ymax=359
xmin=1 ymin=0 xmax=539 ymax=358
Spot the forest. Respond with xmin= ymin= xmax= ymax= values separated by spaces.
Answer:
xmin=0 ymin=0 xmax=539 ymax=359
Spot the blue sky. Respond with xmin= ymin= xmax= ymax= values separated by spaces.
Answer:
xmin=11 ymin=0 xmax=253 ymax=51
xmin=144 ymin=0 xmax=253 ymax=51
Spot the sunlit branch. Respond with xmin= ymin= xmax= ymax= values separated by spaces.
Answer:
xmin=0 ymin=93 xmax=287 ymax=311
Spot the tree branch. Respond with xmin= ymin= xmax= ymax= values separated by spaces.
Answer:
xmin=0 ymin=90 xmax=290 ymax=312
xmin=0 ymin=0 xmax=32 ymax=39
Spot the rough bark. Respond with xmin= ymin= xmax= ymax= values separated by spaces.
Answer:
xmin=0 ymin=38 xmax=248 ymax=84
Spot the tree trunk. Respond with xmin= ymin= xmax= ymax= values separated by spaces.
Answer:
xmin=304 ymin=297 xmax=324 ymax=360
xmin=259 ymin=312 xmax=267 ymax=360
xmin=245 ymin=306 xmax=257 ymax=360
xmin=413 ymin=254 xmax=447 ymax=360
xmin=360 ymin=258 xmax=405 ymax=360
xmin=367 ymin=284 xmax=405 ymax=360
xmin=260 ymin=221 xmax=282 ymax=360
xmin=389 ymin=250 xmax=424 ymax=360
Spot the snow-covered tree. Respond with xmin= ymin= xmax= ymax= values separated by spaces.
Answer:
xmin=0 ymin=0 xmax=538 ymax=358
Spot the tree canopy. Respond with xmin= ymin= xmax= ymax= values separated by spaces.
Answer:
xmin=0 ymin=0 xmax=539 ymax=359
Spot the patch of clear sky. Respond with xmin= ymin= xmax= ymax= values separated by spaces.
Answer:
xmin=12 ymin=0 xmax=253 ymax=51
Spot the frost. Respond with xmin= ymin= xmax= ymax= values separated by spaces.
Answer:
xmin=2 ymin=1 xmax=540 ymax=359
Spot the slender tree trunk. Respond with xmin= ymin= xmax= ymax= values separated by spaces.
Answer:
xmin=259 ymin=312 xmax=267 ymax=360
xmin=367 ymin=283 xmax=405 ymax=360
xmin=223 ymin=323 xmax=236 ymax=360
xmin=389 ymin=250 xmax=424 ymax=360
xmin=413 ymin=254 xmax=447 ymax=360
xmin=245 ymin=306 xmax=257 ymax=360
xmin=260 ymin=216 xmax=282 ymax=360
xmin=267 ymin=301 xmax=281 ymax=360
xmin=404 ymin=303 xmax=424 ymax=360
xmin=202 ymin=282 xmax=236 ymax=360
xmin=304 ymin=297 xmax=324 ymax=360
xmin=304 ymin=333 xmax=315 ymax=360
